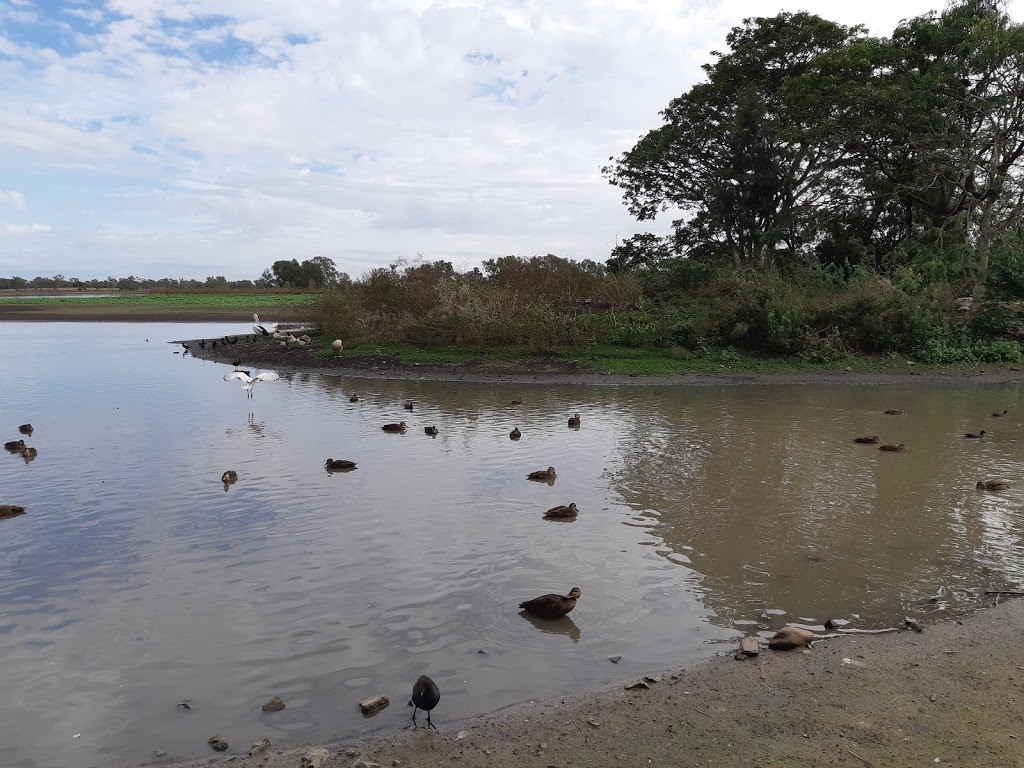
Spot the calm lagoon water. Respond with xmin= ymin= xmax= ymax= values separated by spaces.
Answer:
xmin=1 ymin=322 xmax=1023 ymax=767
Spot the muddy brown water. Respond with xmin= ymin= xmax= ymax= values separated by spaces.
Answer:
xmin=1 ymin=323 xmax=1022 ymax=767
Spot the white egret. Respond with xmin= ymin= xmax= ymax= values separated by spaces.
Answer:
xmin=224 ymin=370 xmax=280 ymax=398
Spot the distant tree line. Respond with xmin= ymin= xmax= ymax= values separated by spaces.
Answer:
xmin=0 ymin=256 xmax=347 ymax=291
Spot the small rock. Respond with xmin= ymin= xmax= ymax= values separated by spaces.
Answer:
xmin=154 ymin=750 xmax=168 ymax=758
xmin=768 ymin=627 xmax=815 ymax=651
xmin=625 ymin=680 xmax=650 ymax=690
xmin=643 ymin=675 xmax=662 ymax=683
xmin=359 ymin=694 xmax=389 ymax=714
xmin=824 ymin=618 xmax=851 ymax=629
xmin=354 ymin=762 xmax=381 ymax=768
xmin=930 ymin=694 xmax=938 ymax=702
xmin=208 ymin=736 xmax=229 ymax=752
xmin=609 ymin=655 xmax=621 ymax=663
xmin=261 ymin=695 xmax=286 ymax=712
xmin=176 ymin=700 xmax=192 ymax=710
xmin=739 ymin=637 xmax=760 ymax=656
xmin=477 ymin=649 xmax=488 ymax=654
xmin=249 ymin=738 xmax=272 ymax=756
xmin=905 ymin=617 xmax=924 ymax=633
xmin=301 ymin=747 xmax=330 ymax=768
xmin=587 ymin=720 xmax=600 ymax=727
xmin=392 ymin=761 xmax=402 ymax=767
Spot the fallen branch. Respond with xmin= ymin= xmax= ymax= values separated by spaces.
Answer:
xmin=847 ymin=748 xmax=871 ymax=765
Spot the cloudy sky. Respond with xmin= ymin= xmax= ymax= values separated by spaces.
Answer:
xmin=0 ymin=1 xmax=964 ymax=280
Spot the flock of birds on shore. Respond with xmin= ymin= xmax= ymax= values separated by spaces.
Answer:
xmin=852 ymin=407 xmax=1012 ymax=491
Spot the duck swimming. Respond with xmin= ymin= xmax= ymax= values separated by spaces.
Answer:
xmin=567 ymin=413 xmax=581 ymax=427
xmin=509 ymin=427 xmax=521 ymax=440
xmin=18 ymin=424 xmax=32 ymax=435
xmin=882 ymin=409 xmax=905 ymax=415
xmin=382 ymin=422 xmax=408 ymax=432
xmin=878 ymin=443 xmax=905 ymax=452
xmin=519 ymin=587 xmax=582 ymax=618
xmin=221 ymin=470 xmax=238 ymax=483
xmin=4 ymin=440 xmax=25 ymax=452
xmin=977 ymin=480 xmax=1011 ymax=491
xmin=527 ymin=466 xmax=557 ymax=481
xmin=965 ymin=430 xmax=987 ymax=439
xmin=544 ymin=503 xmax=578 ymax=518
xmin=325 ymin=459 xmax=357 ymax=470
xmin=424 ymin=426 xmax=439 ymax=436
xmin=853 ymin=435 xmax=880 ymax=444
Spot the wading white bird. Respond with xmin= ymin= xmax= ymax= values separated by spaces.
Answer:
xmin=224 ymin=370 xmax=280 ymax=398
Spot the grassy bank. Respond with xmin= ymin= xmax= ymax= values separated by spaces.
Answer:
xmin=309 ymin=258 xmax=1024 ymax=370
xmin=0 ymin=292 xmax=320 ymax=322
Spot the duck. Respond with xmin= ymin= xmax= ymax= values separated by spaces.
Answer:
xmin=882 ymin=409 xmax=905 ymax=415
xmin=519 ymin=587 xmax=582 ymax=618
xmin=965 ymin=430 xmax=987 ymax=439
xmin=382 ymin=422 xmax=408 ymax=432
xmin=325 ymin=459 xmax=357 ymax=470
xmin=19 ymin=446 xmax=37 ymax=459
xmin=509 ymin=427 xmax=521 ymax=440
xmin=424 ymin=426 xmax=439 ymax=436
xmin=527 ymin=466 xmax=557 ymax=480
xmin=410 ymin=675 xmax=440 ymax=729
xmin=567 ymin=413 xmax=581 ymax=427
xmin=853 ymin=435 xmax=880 ymax=444
xmin=992 ymin=410 xmax=1008 ymax=417
xmin=0 ymin=505 xmax=26 ymax=519
xmin=221 ymin=470 xmax=238 ymax=483
xmin=977 ymin=480 xmax=1011 ymax=491
xmin=403 ymin=402 xmax=415 ymax=411
xmin=878 ymin=443 xmax=905 ymax=452
xmin=511 ymin=399 xmax=523 ymax=405
xmin=4 ymin=440 xmax=26 ymax=452
xmin=18 ymin=424 xmax=32 ymax=435
xmin=349 ymin=395 xmax=359 ymax=402
xmin=544 ymin=503 xmax=579 ymax=518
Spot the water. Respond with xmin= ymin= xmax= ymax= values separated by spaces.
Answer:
xmin=1 ymin=323 xmax=1022 ymax=767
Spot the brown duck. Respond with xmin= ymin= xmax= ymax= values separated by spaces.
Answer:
xmin=567 ymin=413 xmax=581 ymax=427
xmin=4 ymin=440 xmax=25 ymax=452
xmin=527 ymin=466 xmax=557 ymax=481
xmin=424 ymin=426 xmax=439 ymax=436
xmin=977 ymin=480 xmax=1011 ymax=491
xmin=0 ymin=505 xmax=26 ymax=519
xmin=325 ymin=459 xmax=357 ymax=470
xmin=382 ymin=422 xmax=408 ymax=432
xmin=509 ymin=427 xmax=521 ymax=440
xmin=878 ymin=443 xmax=905 ymax=452
xmin=882 ymin=409 xmax=905 ymax=415
xmin=544 ymin=503 xmax=578 ymax=518
xmin=965 ymin=430 xmax=986 ymax=439
xmin=221 ymin=470 xmax=238 ymax=483
xmin=853 ymin=435 xmax=880 ymax=444
xmin=18 ymin=424 xmax=33 ymax=435
xmin=519 ymin=587 xmax=582 ymax=618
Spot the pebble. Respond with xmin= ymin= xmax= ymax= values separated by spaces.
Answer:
xmin=208 ymin=736 xmax=229 ymax=752
xmin=249 ymin=738 xmax=272 ymax=756
xmin=262 ymin=695 xmax=286 ymax=712
xmin=625 ymin=680 xmax=650 ymax=690
xmin=354 ymin=761 xmax=381 ymax=768
xmin=301 ymin=747 xmax=330 ymax=768
xmin=609 ymin=656 xmax=622 ymax=663
xmin=154 ymin=750 xmax=168 ymax=757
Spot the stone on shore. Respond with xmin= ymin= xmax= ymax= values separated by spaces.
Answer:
xmin=208 ymin=735 xmax=228 ymax=752
xmin=739 ymin=637 xmax=760 ymax=656
xmin=301 ymin=747 xmax=330 ymax=768
xmin=768 ymin=626 xmax=816 ymax=650
xmin=359 ymin=694 xmax=390 ymax=714
xmin=248 ymin=738 xmax=271 ymax=756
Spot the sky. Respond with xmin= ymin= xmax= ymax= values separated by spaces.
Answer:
xmin=0 ymin=0 xmax=967 ymax=281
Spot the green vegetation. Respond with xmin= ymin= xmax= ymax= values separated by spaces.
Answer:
xmin=308 ymin=1 xmax=1024 ymax=371
xmin=0 ymin=293 xmax=319 ymax=308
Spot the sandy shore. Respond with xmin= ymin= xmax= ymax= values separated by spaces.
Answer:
xmin=166 ymin=595 xmax=1024 ymax=768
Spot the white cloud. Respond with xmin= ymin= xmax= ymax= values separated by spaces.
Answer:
xmin=0 ymin=190 xmax=27 ymax=212
xmin=5 ymin=223 xmax=52 ymax=234
xmin=0 ymin=1 xmax=986 ymax=278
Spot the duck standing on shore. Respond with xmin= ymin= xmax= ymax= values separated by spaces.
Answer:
xmin=410 ymin=675 xmax=440 ymax=729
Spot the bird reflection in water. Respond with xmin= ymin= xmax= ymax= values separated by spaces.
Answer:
xmin=518 ymin=611 xmax=582 ymax=643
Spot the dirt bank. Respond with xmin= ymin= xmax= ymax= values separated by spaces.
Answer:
xmin=167 ymin=595 xmax=1024 ymax=768
xmin=181 ymin=335 xmax=1024 ymax=387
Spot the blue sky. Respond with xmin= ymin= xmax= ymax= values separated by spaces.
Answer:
xmin=0 ymin=0 xmax=954 ymax=280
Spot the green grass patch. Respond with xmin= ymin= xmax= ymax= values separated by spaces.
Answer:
xmin=0 ymin=293 xmax=320 ymax=308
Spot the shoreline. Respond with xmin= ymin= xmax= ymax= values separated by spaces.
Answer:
xmin=165 ymin=595 xmax=1024 ymax=768
xmin=182 ymin=336 xmax=1024 ymax=387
